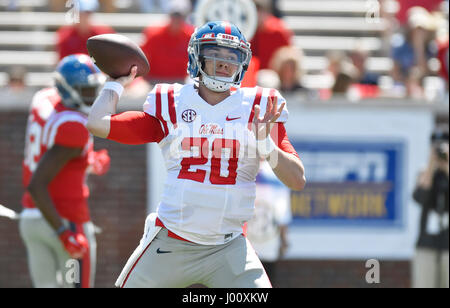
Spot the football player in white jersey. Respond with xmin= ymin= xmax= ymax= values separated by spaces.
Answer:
xmin=87 ymin=21 xmax=305 ymax=288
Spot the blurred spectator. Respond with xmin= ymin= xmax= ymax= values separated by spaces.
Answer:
xmin=317 ymin=51 xmax=358 ymax=100
xmin=250 ymin=0 xmax=293 ymax=69
xmin=271 ymin=0 xmax=283 ymax=18
xmin=378 ymin=0 xmax=402 ymax=53
xmin=49 ymin=0 xmax=117 ymax=12
xmin=412 ymin=125 xmax=449 ymax=288
xmin=331 ymin=61 xmax=358 ymax=96
xmin=324 ymin=50 xmax=346 ymax=81
xmin=395 ymin=0 xmax=443 ymax=25
xmin=98 ymin=0 xmax=117 ymax=13
xmin=246 ymin=160 xmax=292 ymax=286
xmin=140 ymin=0 xmax=194 ymax=84
xmin=268 ymin=46 xmax=305 ymax=94
xmin=390 ymin=6 xmax=438 ymax=98
xmin=348 ymin=48 xmax=380 ymax=86
xmin=0 ymin=66 xmax=35 ymax=106
xmin=317 ymin=60 xmax=360 ymax=101
xmin=348 ymin=48 xmax=382 ymax=99
xmin=6 ymin=66 xmax=26 ymax=92
xmin=138 ymin=0 xmax=171 ymax=13
xmin=256 ymin=69 xmax=281 ymax=89
xmin=56 ymin=0 xmax=115 ymax=60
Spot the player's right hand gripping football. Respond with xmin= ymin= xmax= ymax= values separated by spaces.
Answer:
xmin=112 ymin=65 xmax=138 ymax=87
xmin=59 ymin=230 xmax=89 ymax=259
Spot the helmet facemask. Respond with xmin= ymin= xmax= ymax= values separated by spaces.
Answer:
xmin=54 ymin=71 xmax=105 ymax=114
xmin=189 ymin=32 xmax=252 ymax=92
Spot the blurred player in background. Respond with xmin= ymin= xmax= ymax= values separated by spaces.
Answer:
xmin=246 ymin=160 xmax=292 ymax=285
xmin=87 ymin=21 xmax=305 ymax=288
xmin=19 ymin=54 xmax=110 ymax=288
xmin=412 ymin=125 xmax=449 ymax=288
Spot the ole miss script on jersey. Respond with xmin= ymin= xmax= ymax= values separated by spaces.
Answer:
xmin=22 ymin=88 xmax=94 ymax=223
xmin=122 ymin=83 xmax=298 ymax=245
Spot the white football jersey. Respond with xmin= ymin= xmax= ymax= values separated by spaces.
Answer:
xmin=246 ymin=161 xmax=292 ymax=261
xmin=143 ymin=83 xmax=289 ymax=245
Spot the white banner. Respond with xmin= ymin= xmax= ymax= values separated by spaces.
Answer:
xmin=283 ymin=98 xmax=435 ymax=259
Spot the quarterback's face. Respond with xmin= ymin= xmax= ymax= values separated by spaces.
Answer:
xmin=201 ymin=46 xmax=240 ymax=78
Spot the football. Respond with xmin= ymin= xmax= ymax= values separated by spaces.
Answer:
xmin=86 ymin=33 xmax=150 ymax=79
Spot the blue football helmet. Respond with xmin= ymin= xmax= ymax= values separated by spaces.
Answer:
xmin=187 ymin=21 xmax=252 ymax=92
xmin=54 ymin=54 xmax=105 ymax=114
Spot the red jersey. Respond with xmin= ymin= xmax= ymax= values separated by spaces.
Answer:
xmin=140 ymin=23 xmax=194 ymax=82
xmin=22 ymin=88 xmax=93 ymax=223
xmin=250 ymin=16 xmax=293 ymax=69
xmin=240 ymin=56 xmax=261 ymax=88
xmin=56 ymin=24 xmax=115 ymax=60
xmin=396 ymin=0 xmax=443 ymax=25
xmin=437 ymin=38 xmax=449 ymax=82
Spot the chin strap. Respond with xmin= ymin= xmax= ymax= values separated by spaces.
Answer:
xmin=201 ymin=74 xmax=233 ymax=92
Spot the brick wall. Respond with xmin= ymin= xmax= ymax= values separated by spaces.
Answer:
xmin=272 ymin=259 xmax=410 ymax=288
xmin=0 ymin=110 xmax=411 ymax=288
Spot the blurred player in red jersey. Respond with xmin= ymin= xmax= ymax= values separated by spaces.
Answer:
xmin=250 ymin=0 xmax=293 ymax=69
xmin=87 ymin=21 xmax=305 ymax=288
xmin=56 ymin=0 xmax=115 ymax=60
xmin=140 ymin=0 xmax=194 ymax=84
xmin=19 ymin=54 xmax=110 ymax=288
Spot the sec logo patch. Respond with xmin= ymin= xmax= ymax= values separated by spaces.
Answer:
xmin=182 ymin=109 xmax=197 ymax=123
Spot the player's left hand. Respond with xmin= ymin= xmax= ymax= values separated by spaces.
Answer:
xmin=252 ymin=95 xmax=285 ymax=141
xmin=59 ymin=230 xmax=88 ymax=259
xmin=88 ymin=149 xmax=111 ymax=176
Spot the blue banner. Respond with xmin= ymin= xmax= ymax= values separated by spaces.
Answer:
xmin=291 ymin=139 xmax=406 ymax=228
